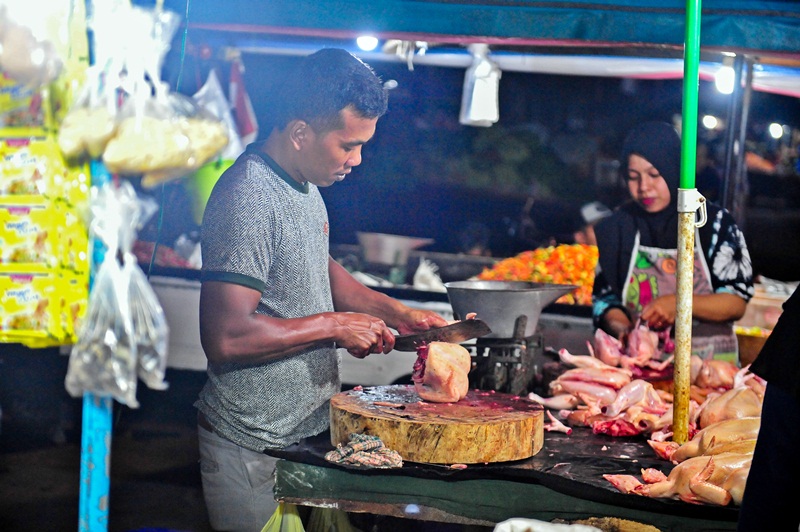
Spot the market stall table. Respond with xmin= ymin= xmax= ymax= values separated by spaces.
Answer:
xmin=270 ymin=427 xmax=738 ymax=531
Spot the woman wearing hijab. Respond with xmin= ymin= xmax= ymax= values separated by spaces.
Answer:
xmin=592 ymin=122 xmax=754 ymax=362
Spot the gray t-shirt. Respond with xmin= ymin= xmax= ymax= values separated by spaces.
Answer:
xmin=196 ymin=146 xmax=340 ymax=451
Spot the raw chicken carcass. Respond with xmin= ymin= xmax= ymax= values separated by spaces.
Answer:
xmin=693 ymin=358 xmax=739 ymax=390
xmin=601 ymin=379 xmax=669 ymax=418
xmin=589 ymin=328 xmax=624 ymax=366
xmin=605 ymin=452 xmax=752 ymax=506
xmin=697 ymin=386 xmax=762 ymax=429
xmin=670 ymin=416 xmax=760 ymax=463
xmin=548 ymin=378 xmax=618 ymax=405
xmin=411 ymin=341 xmax=471 ymax=403
xmin=558 ymin=348 xmax=623 ymax=370
xmin=626 ymin=321 xmax=660 ymax=362
xmin=527 ymin=392 xmax=580 ymax=410
xmin=552 ymin=366 xmax=632 ymax=390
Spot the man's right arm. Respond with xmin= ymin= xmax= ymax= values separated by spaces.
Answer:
xmin=199 ymin=281 xmax=394 ymax=364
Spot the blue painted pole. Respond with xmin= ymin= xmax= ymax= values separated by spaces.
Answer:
xmin=78 ymin=394 xmax=113 ymax=531
xmin=78 ymin=159 xmax=113 ymax=532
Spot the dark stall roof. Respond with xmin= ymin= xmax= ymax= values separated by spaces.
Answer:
xmin=168 ymin=0 xmax=800 ymax=60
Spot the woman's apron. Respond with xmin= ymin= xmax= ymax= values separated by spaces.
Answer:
xmin=621 ymin=231 xmax=739 ymax=363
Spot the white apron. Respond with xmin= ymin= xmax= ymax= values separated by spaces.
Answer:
xmin=621 ymin=231 xmax=739 ymax=362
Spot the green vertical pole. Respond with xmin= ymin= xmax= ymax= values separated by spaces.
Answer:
xmin=673 ymin=0 xmax=703 ymax=445
xmin=681 ymin=0 xmax=701 ymax=191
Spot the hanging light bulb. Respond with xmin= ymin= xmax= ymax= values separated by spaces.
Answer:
xmin=702 ymin=114 xmax=718 ymax=130
xmin=715 ymin=54 xmax=736 ymax=95
xmin=459 ymin=43 xmax=501 ymax=127
xmin=356 ymin=35 xmax=379 ymax=52
xmin=769 ymin=122 xmax=784 ymax=139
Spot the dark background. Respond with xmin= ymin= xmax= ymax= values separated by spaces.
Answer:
xmin=145 ymin=50 xmax=800 ymax=281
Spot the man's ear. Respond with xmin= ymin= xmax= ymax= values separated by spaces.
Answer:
xmin=289 ymin=120 xmax=311 ymax=150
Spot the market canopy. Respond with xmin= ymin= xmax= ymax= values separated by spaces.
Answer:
xmin=171 ymin=0 xmax=800 ymax=59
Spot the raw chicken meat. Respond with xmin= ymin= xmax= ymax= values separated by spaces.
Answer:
xmin=626 ymin=321 xmax=659 ymax=362
xmin=693 ymin=358 xmax=739 ymax=389
xmin=697 ymin=387 xmax=762 ymax=429
xmin=411 ymin=341 xmax=471 ymax=403
xmin=591 ymin=323 xmax=674 ymax=373
xmin=548 ymin=379 xmax=618 ymax=405
xmin=544 ymin=410 xmax=572 ymax=435
xmin=649 ymin=416 xmax=760 ymax=463
xmin=527 ymin=392 xmax=580 ymax=410
xmin=589 ymin=328 xmax=624 ymax=366
xmin=669 ymin=416 xmax=760 ymax=463
xmin=558 ymin=348 xmax=618 ymax=370
xmin=552 ymin=366 xmax=632 ymax=390
xmin=601 ymin=379 xmax=669 ymax=418
xmin=605 ymin=452 xmax=752 ymax=506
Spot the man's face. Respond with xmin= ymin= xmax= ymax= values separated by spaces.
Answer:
xmin=297 ymin=107 xmax=378 ymax=187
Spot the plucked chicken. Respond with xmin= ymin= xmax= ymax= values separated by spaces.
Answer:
xmin=411 ymin=341 xmax=471 ymax=403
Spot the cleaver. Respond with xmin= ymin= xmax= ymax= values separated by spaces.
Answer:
xmin=393 ymin=319 xmax=492 ymax=352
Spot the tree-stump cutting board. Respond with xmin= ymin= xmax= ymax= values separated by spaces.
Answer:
xmin=330 ymin=385 xmax=544 ymax=464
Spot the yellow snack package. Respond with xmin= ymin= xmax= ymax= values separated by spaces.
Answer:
xmin=0 ymin=266 xmax=63 ymax=346
xmin=62 ymin=163 xmax=91 ymax=211
xmin=0 ymin=76 xmax=47 ymax=134
xmin=59 ymin=270 xmax=89 ymax=345
xmin=0 ymin=199 xmax=60 ymax=268
xmin=56 ymin=201 xmax=90 ymax=275
xmin=0 ymin=136 xmax=68 ymax=199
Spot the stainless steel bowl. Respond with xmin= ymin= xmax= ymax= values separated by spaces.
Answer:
xmin=444 ymin=280 xmax=578 ymax=338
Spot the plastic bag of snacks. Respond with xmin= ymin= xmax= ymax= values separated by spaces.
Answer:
xmin=65 ymin=181 xmax=168 ymax=406
xmin=102 ymin=89 xmax=229 ymax=187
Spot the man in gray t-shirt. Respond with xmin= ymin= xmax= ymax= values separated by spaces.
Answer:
xmin=196 ymin=49 xmax=449 ymax=532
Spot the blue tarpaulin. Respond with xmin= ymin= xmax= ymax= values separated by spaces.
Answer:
xmin=168 ymin=0 xmax=800 ymax=58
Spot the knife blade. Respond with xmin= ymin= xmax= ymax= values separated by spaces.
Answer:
xmin=393 ymin=319 xmax=492 ymax=352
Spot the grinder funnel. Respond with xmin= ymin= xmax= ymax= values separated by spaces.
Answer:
xmin=444 ymin=280 xmax=578 ymax=339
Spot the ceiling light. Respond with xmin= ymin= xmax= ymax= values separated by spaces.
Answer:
xmin=715 ymin=55 xmax=736 ymax=95
xmin=356 ymin=35 xmax=379 ymax=52
xmin=769 ymin=123 xmax=784 ymax=139
xmin=702 ymin=115 xmax=718 ymax=129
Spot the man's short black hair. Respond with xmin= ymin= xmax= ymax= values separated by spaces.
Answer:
xmin=272 ymin=48 xmax=389 ymax=134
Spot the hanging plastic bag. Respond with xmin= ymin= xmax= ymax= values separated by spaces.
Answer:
xmin=260 ymin=502 xmax=306 ymax=532
xmin=119 ymin=184 xmax=168 ymax=391
xmin=126 ymin=253 xmax=169 ymax=391
xmin=64 ymin=180 xmax=169 ymax=405
xmin=193 ymin=68 xmax=244 ymax=161
xmin=306 ymin=508 xmax=361 ymax=532
xmin=102 ymin=87 xmax=229 ymax=187
xmin=102 ymin=88 xmax=193 ymax=175
xmin=64 ymin=242 xmax=140 ymax=407
xmin=57 ymin=67 xmax=119 ymax=160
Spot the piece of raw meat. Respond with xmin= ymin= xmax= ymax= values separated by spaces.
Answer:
xmin=670 ymin=416 xmax=760 ymax=463
xmin=411 ymin=341 xmax=471 ymax=403
xmin=605 ymin=452 xmax=752 ymax=506
xmin=589 ymin=328 xmax=624 ymax=366
xmin=697 ymin=387 xmax=762 ymax=429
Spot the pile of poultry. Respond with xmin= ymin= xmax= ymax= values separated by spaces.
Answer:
xmin=527 ymin=322 xmax=765 ymax=507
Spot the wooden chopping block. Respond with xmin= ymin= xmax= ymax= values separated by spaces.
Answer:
xmin=330 ymin=385 xmax=544 ymax=464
